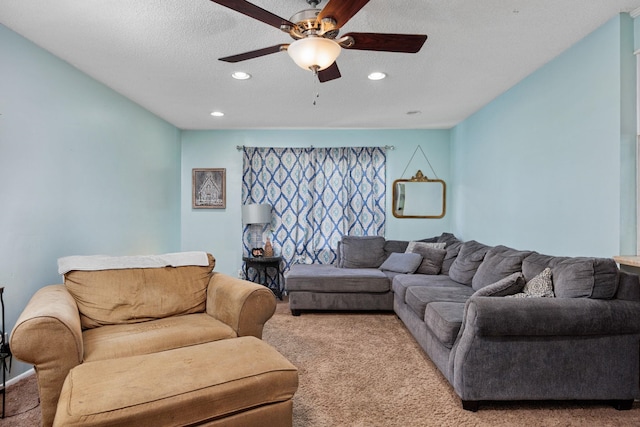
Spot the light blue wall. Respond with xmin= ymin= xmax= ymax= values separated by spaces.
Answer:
xmin=1 ymin=24 xmax=182 ymax=377
xmin=451 ymin=14 xmax=636 ymax=257
xmin=181 ymin=129 xmax=452 ymax=276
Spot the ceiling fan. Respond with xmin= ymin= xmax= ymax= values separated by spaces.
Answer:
xmin=210 ymin=0 xmax=428 ymax=82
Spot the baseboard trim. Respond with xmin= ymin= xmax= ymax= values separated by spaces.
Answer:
xmin=7 ymin=368 xmax=35 ymax=387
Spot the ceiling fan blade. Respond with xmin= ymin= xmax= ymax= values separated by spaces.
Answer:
xmin=219 ymin=44 xmax=288 ymax=63
xmin=317 ymin=0 xmax=370 ymax=28
xmin=210 ymin=0 xmax=294 ymax=30
xmin=318 ymin=62 xmax=341 ymax=83
xmin=342 ymin=32 xmax=427 ymax=53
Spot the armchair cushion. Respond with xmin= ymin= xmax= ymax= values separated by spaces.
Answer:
xmin=64 ymin=254 xmax=215 ymax=329
xmin=82 ymin=313 xmax=236 ymax=362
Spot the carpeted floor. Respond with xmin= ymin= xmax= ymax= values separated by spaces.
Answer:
xmin=3 ymin=298 xmax=640 ymax=426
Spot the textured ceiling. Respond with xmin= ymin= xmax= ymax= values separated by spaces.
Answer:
xmin=2 ymin=0 xmax=640 ymax=130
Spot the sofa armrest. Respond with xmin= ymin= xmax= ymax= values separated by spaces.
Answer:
xmin=466 ymin=296 xmax=640 ymax=337
xmin=11 ymin=284 xmax=83 ymax=427
xmin=206 ymin=272 xmax=276 ymax=339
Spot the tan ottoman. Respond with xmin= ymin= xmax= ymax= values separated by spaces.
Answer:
xmin=53 ymin=336 xmax=298 ymax=427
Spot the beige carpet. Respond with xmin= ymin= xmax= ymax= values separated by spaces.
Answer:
xmin=3 ymin=299 xmax=640 ymax=426
xmin=262 ymin=300 xmax=640 ymax=427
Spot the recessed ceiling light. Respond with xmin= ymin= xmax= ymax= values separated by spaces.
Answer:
xmin=232 ymin=71 xmax=251 ymax=80
xmin=368 ymin=72 xmax=386 ymax=81
xmin=210 ymin=111 xmax=224 ymax=117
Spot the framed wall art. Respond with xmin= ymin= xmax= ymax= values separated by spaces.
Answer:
xmin=192 ymin=168 xmax=226 ymax=209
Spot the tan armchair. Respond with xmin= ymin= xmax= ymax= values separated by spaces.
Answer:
xmin=11 ymin=253 xmax=276 ymax=427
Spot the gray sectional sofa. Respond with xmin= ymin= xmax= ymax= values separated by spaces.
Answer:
xmin=284 ymin=233 xmax=640 ymax=411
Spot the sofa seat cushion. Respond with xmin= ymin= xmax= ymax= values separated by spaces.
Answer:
xmin=285 ymin=264 xmax=390 ymax=293
xmin=424 ymin=302 xmax=466 ymax=348
xmin=54 ymin=337 xmax=298 ymax=427
xmin=405 ymin=286 xmax=474 ymax=320
xmin=64 ymin=254 xmax=216 ymax=329
xmin=82 ymin=313 xmax=236 ymax=362
xmin=392 ymin=274 xmax=466 ymax=302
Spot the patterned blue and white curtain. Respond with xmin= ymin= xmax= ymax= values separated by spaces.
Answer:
xmin=242 ymin=146 xmax=386 ymax=273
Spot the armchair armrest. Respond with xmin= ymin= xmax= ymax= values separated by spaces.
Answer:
xmin=11 ymin=284 xmax=83 ymax=427
xmin=206 ymin=272 xmax=276 ymax=339
xmin=466 ymin=296 xmax=640 ymax=337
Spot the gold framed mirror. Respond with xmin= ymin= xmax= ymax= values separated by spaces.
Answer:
xmin=392 ymin=170 xmax=446 ymax=219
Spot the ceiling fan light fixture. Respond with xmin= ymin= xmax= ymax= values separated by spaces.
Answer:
xmin=287 ymin=37 xmax=341 ymax=72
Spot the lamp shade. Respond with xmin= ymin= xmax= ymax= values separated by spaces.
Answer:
xmin=242 ymin=203 xmax=271 ymax=225
xmin=287 ymin=37 xmax=341 ymax=71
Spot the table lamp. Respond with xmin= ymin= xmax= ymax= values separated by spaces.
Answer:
xmin=242 ymin=203 xmax=272 ymax=254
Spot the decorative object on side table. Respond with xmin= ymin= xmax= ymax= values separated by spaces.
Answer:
xmin=243 ymin=256 xmax=283 ymax=300
xmin=264 ymin=237 xmax=274 ymax=257
xmin=252 ymin=248 xmax=264 ymax=258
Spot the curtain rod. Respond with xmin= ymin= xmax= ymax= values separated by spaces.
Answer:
xmin=236 ymin=145 xmax=395 ymax=151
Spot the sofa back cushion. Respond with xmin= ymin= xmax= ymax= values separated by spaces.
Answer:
xmin=340 ymin=236 xmax=387 ymax=268
xmin=448 ymin=241 xmax=491 ymax=285
xmin=64 ymin=254 xmax=215 ymax=329
xmin=437 ymin=233 xmax=463 ymax=275
xmin=521 ymin=253 xmax=568 ymax=282
xmin=383 ymin=240 xmax=410 ymax=259
xmin=523 ymin=253 xmax=619 ymax=299
xmin=553 ymin=257 xmax=619 ymax=299
xmin=471 ymin=246 xmax=533 ymax=290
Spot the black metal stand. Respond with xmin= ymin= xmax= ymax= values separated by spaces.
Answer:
xmin=242 ymin=256 xmax=284 ymax=299
xmin=0 ymin=287 xmax=11 ymax=419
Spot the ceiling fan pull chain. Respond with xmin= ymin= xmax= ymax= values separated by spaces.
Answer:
xmin=312 ymin=73 xmax=320 ymax=106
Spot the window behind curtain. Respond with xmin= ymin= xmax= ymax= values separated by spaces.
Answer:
xmin=242 ymin=146 xmax=386 ymax=273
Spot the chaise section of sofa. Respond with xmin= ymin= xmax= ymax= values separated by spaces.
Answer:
xmin=284 ymin=234 xmax=442 ymax=315
xmin=286 ymin=264 xmax=394 ymax=315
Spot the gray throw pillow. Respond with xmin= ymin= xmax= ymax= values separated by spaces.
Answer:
xmin=472 ymin=272 xmax=525 ymax=297
xmin=340 ymin=236 xmax=387 ymax=268
xmin=379 ymin=252 xmax=423 ymax=274
xmin=407 ymin=245 xmax=446 ymax=275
